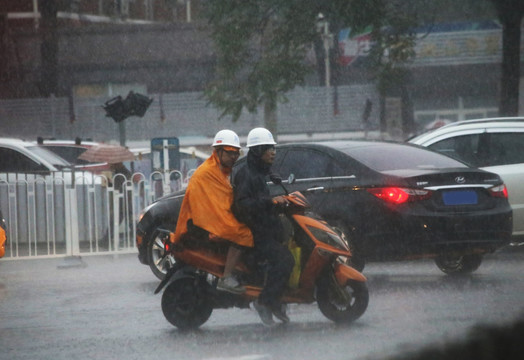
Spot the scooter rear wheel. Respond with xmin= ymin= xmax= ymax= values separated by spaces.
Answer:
xmin=317 ymin=276 xmax=368 ymax=324
xmin=161 ymin=277 xmax=213 ymax=330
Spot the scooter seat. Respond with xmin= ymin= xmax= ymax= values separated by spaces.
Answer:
xmin=179 ymin=220 xmax=229 ymax=252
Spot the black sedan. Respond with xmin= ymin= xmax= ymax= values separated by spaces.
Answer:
xmin=136 ymin=140 xmax=512 ymax=279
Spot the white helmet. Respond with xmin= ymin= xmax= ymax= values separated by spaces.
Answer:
xmin=212 ymin=129 xmax=241 ymax=148
xmin=246 ymin=127 xmax=276 ymax=148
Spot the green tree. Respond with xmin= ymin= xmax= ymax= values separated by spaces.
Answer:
xmin=490 ymin=0 xmax=524 ymax=116
xmin=204 ymin=0 xmax=420 ymax=136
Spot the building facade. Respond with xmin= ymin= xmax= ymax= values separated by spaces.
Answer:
xmin=1 ymin=1 xmax=523 ymax=135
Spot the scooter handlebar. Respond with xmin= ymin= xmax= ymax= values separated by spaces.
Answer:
xmin=284 ymin=191 xmax=310 ymax=209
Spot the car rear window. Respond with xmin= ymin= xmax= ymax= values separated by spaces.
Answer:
xmin=344 ymin=143 xmax=468 ymax=171
xmin=42 ymin=145 xmax=90 ymax=164
xmin=27 ymin=146 xmax=72 ymax=168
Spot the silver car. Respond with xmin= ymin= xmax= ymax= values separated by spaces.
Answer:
xmin=409 ymin=117 xmax=524 ymax=243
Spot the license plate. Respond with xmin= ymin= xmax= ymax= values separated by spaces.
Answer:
xmin=442 ymin=190 xmax=478 ymax=205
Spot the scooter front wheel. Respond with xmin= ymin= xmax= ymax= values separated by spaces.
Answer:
xmin=317 ymin=276 xmax=368 ymax=324
xmin=161 ymin=277 xmax=213 ymax=330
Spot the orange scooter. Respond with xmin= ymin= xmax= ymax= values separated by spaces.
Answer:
xmin=155 ymin=175 xmax=368 ymax=330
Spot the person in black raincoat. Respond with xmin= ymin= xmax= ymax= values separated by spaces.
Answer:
xmin=232 ymin=127 xmax=294 ymax=326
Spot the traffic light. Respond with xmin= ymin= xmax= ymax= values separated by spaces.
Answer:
xmin=103 ymin=91 xmax=153 ymax=123
xmin=103 ymin=95 xmax=127 ymax=122
xmin=126 ymin=91 xmax=153 ymax=117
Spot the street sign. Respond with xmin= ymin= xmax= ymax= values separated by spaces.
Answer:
xmin=151 ymin=137 xmax=180 ymax=172
xmin=151 ymin=137 xmax=181 ymax=194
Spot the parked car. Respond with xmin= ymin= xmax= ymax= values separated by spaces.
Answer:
xmin=0 ymin=210 xmax=6 ymax=258
xmin=409 ymin=117 xmax=524 ymax=242
xmin=1 ymin=137 xmax=72 ymax=174
xmin=136 ymin=140 xmax=512 ymax=279
xmin=35 ymin=138 xmax=111 ymax=174
xmin=0 ymin=137 xmax=100 ymax=184
xmin=0 ymin=138 xmax=102 ymax=252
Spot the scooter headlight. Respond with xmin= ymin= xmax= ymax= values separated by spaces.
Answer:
xmin=307 ymin=226 xmax=349 ymax=251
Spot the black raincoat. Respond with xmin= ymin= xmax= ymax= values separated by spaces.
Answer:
xmin=233 ymin=149 xmax=294 ymax=309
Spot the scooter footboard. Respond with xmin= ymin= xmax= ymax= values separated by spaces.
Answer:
xmin=334 ymin=262 xmax=366 ymax=285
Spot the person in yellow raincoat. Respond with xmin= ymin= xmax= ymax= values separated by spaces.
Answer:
xmin=172 ymin=130 xmax=253 ymax=293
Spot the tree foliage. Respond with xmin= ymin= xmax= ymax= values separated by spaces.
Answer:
xmin=204 ymin=0 xmax=422 ymax=126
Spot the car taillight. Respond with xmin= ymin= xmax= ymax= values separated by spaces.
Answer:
xmin=367 ymin=187 xmax=432 ymax=204
xmin=488 ymin=184 xmax=508 ymax=198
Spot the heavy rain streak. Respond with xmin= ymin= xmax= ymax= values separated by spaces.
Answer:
xmin=1 ymin=253 xmax=523 ymax=359
xmin=1 ymin=1 xmax=524 ymax=360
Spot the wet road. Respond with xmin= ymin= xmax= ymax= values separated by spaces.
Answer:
xmin=1 ymin=249 xmax=523 ymax=360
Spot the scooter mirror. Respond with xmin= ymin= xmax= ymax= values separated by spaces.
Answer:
xmin=288 ymin=174 xmax=295 ymax=184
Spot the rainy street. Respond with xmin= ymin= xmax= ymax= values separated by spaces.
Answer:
xmin=1 ymin=248 xmax=523 ymax=360
xmin=2 ymin=3 xmax=524 ymax=360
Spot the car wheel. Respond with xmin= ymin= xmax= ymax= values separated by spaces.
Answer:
xmin=331 ymin=222 xmax=365 ymax=272
xmin=434 ymin=254 xmax=483 ymax=275
xmin=147 ymin=227 xmax=176 ymax=280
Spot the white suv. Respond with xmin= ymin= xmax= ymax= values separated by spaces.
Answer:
xmin=0 ymin=138 xmax=71 ymax=173
xmin=409 ymin=117 xmax=524 ymax=241
xmin=0 ymin=138 xmax=96 ymax=184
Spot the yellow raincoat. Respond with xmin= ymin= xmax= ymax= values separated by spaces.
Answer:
xmin=172 ymin=151 xmax=253 ymax=247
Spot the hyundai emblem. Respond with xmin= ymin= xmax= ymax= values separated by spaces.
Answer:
xmin=455 ymin=176 xmax=466 ymax=184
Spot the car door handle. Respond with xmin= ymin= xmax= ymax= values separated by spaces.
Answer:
xmin=306 ymin=186 xmax=324 ymax=192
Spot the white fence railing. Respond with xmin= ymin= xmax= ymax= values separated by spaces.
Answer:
xmin=0 ymin=170 xmax=186 ymax=259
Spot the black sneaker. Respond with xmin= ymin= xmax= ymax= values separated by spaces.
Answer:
xmin=253 ymin=300 xmax=276 ymax=327
xmin=271 ymin=304 xmax=290 ymax=323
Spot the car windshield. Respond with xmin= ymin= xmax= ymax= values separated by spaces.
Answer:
xmin=343 ymin=143 xmax=468 ymax=172
xmin=27 ymin=146 xmax=72 ymax=170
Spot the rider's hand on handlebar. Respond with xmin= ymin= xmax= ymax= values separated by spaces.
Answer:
xmin=272 ymin=196 xmax=289 ymax=207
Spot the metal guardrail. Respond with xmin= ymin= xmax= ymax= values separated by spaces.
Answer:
xmin=0 ymin=170 xmax=187 ymax=260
